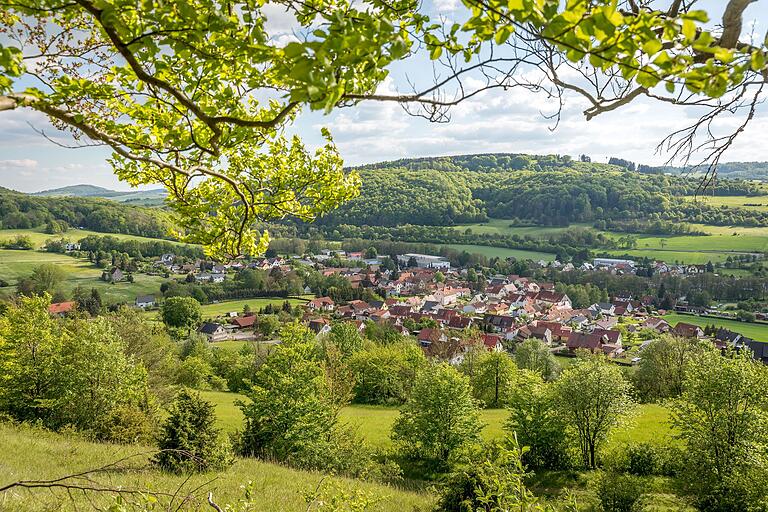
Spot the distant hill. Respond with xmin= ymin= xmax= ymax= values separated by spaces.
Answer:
xmin=32 ymin=184 xmax=167 ymax=205
xmin=33 ymin=184 xmax=124 ymax=197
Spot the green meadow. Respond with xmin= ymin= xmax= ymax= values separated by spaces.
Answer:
xmin=198 ymin=391 xmax=673 ymax=452
xmin=0 ymin=227 xmax=181 ymax=249
xmin=199 ymin=297 xmax=308 ymax=318
xmin=683 ymin=195 xmax=768 ymax=211
xmin=0 ymin=249 xmax=166 ymax=304
xmin=662 ymin=312 xmax=768 ymax=342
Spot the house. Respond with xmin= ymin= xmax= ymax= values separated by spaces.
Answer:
xmin=160 ymin=253 xmax=175 ymax=265
xmin=526 ymin=324 xmax=553 ymax=345
xmin=641 ymin=317 xmax=670 ymax=333
xmin=592 ymin=328 xmax=623 ymax=346
xmin=745 ymin=340 xmax=768 ymax=364
xmin=48 ymin=301 xmax=76 ymax=316
xmin=588 ymin=303 xmax=615 ymax=316
xmin=231 ymin=314 xmax=257 ymax=329
xmin=535 ymin=321 xmax=572 ymax=342
xmin=102 ymin=267 xmax=124 ymax=282
xmin=65 ymin=242 xmax=81 ymax=252
xmin=535 ymin=291 xmax=572 ymax=309
xmin=485 ymin=314 xmax=517 ymax=332
xmin=307 ymin=296 xmax=335 ymax=312
xmin=196 ymin=272 xmax=225 ymax=283
xmin=481 ymin=333 xmax=504 ymax=352
xmin=672 ymin=322 xmax=705 ymax=338
xmin=308 ymin=317 xmax=332 ymax=336
xmin=567 ymin=332 xmax=609 ymax=354
xmin=135 ymin=295 xmax=156 ymax=308
xmin=418 ymin=328 xmax=447 ymax=347
xmin=396 ymin=253 xmax=451 ymax=269
xmin=198 ymin=322 xmax=228 ymax=341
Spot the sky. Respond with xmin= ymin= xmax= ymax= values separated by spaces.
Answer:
xmin=1 ymin=0 xmax=767 ymax=192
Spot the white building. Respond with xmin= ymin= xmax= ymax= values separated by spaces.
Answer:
xmin=397 ymin=253 xmax=451 ymax=269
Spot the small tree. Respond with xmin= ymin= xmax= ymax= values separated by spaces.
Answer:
xmin=514 ymin=338 xmax=560 ymax=381
xmin=471 ymin=351 xmax=518 ymax=408
xmin=153 ymin=389 xmax=231 ymax=473
xmin=161 ymin=296 xmax=202 ymax=331
xmin=391 ymin=363 xmax=483 ymax=465
xmin=324 ymin=321 xmax=365 ymax=359
xmin=552 ymin=355 xmax=635 ymax=469
xmin=634 ymin=335 xmax=712 ymax=402
xmin=505 ymin=370 xmax=572 ymax=470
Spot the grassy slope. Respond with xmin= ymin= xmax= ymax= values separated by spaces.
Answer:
xmin=199 ymin=391 xmax=673 ymax=451
xmin=0 ymin=227 xmax=182 ymax=248
xmin=0 ymin=249 xmax=166 ymax=304
xmin=662 ymin=312 xmax=768 ymax=341
xmin=0 ymin=423 xmax=432 ymax=512
xmin=442 ymin=243 xmax=556 ymax=261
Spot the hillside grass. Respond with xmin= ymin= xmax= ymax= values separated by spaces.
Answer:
xmin=198 ymin=391 xmax=673 ymax=451
xmin=662 ymin=312 xmax=768 ymax=341
xmin=0 ymin=423 xmax=433 ymax=512
xmin=0 ymin=249 xmax=166 ymax=304
xmin=0 ymin=227 xmax=181 ymax=249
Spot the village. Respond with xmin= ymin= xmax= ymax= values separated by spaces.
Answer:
xmin=113 ymin=248 xmax=768 ymax=367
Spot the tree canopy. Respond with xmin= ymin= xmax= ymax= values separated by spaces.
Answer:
xmin=2 ymin=1 xmax=766 ymax=256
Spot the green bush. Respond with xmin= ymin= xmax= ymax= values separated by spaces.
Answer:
xmin=594 ymin=472 xmax=645 ymax=512
xmin=153 ymin=389 xmax=232 ymax=473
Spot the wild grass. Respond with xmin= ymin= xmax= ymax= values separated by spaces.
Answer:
xmin=0 ymin=422 xmax=433 ymax=512
xmin=199 ymin=297 xmax=308 ymax=318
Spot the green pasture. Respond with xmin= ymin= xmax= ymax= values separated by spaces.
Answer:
xmin=662 ymin=312 xmax=768 ymax=342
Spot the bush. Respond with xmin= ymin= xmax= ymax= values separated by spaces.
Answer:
xmin=605 ymin=442 xmax=683 ymax=477
xmin=153 ymin=389 xmax=232 ymax=473
xmin=594 ymin=472 xmax=645 ymax=512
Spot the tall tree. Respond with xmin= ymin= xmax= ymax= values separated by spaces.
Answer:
xmin=671 ymin=349 xmax=768 ymax=509
xmin=514 ymin=338 xmax=560 ymax=381
xmin=551 ymin=355 xmax=636 ymax=469
xmin=471 ymin=351 xmax=518 ymax=408
xmin=161 ymin=296 xmax=202 ymax=331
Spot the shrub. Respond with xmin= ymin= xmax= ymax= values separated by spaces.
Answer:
xmin=594 ymin=472 xmax=645 ymax=512
xmin=153 ymin=389 xmax=232 ymax=473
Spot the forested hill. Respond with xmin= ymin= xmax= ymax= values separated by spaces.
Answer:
xmin=0 ymin=187 xmax=173 ymax=238
xmin=323 ymin=153 xmax=765 ymax=228
xmin=639 ymin=162 xmax=768 ymax=181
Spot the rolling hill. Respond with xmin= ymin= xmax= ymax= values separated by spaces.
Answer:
xmin=32 ymin=184 xmax=167 ymax=204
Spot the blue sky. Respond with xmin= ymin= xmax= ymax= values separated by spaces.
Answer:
xmin=1 ymin=1 xmax=767 ymax=192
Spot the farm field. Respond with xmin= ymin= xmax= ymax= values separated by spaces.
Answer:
xmin=0 ymin=423 xmax=432 ymax=512
xmin=199 ymin=391 xmax=672 ymax=451
xmin=442 ymin=243 xmax=556 ymax=261
xmin=0 ymin=249 xmax=166 ymax=304
xmin=199 ymin=297 xmax=308 ymax=317
xmin=451 ymin=219 xmax=583 ymax=237
xmin=662 ymin=312 xmax=768 ymax=342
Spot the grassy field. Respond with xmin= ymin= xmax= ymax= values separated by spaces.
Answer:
xmin=200 ymin=297 xmax=308 ymax=317
xmin=662 ymin=312 xmax=768 ymax=341
xmin=443 ymin=243 xmax=556 ymax=261
xmin=0 ymin=249 xmax=166 ymax=304
xmin=0 ymin=423 xmax=433 ymax=512
xmin=0 ymin=227 xmax=182 ymax=249
xmin=452 ymin=219 xmax=768 ymax=264
xmin=684 ymin=195 xmax=768 ymax=211
xmin=199 ymin=391 xmax=672 ymax=451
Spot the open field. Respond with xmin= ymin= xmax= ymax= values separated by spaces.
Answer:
xmin=0 ymin=423 xmax=432 ymax=512
xmin=0 ymin=249 xmax=166 ymax=304
xmin=0 ymin=227 xmax=181 ymax=249
xmin=662 ymin=312 xmax=768 ymax=342
xmin=199 ymin=391 xmax=672 ymax=451
xmin=199 ymin=297 xmax=308 ymax=317
xmin=684 ymin=195 xmax=768 ymax=211
xmin=451 ymin=219 xmax=582 ymax=237
xmin=442 ymin=243 xmax=556 ymax=261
